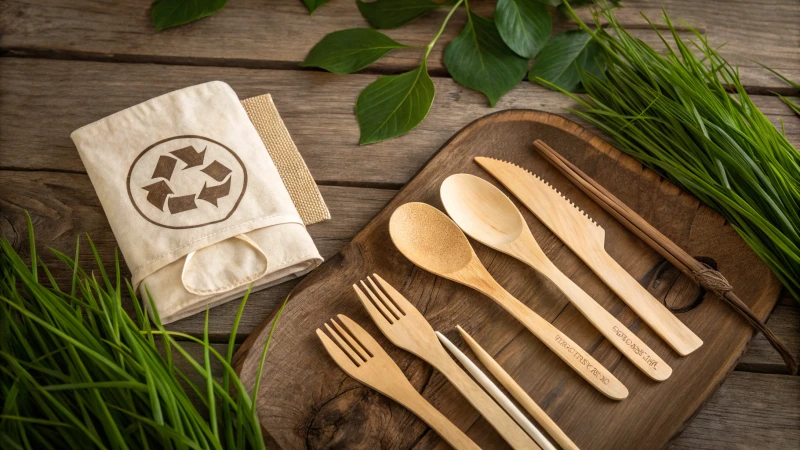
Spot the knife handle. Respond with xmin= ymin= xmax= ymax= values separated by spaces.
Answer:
xmin=486 ymin=283 xmax=629 ymax=400
xmin=537 ymin=259 xmax=672 ymax=381
xmin=591 ymin=250 xmax=703 ymax=356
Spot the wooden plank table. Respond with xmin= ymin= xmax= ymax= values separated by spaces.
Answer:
xmin=1 ymin=0 xmax=798 ymax=448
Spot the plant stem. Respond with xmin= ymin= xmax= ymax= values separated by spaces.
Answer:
xmin=424 ymin=0 xmax=464 ymax=62
xmin=251 ymin=293 xmax=291 ymax=406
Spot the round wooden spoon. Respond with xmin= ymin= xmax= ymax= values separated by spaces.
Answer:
xmin=389 ymin=202 xmax=629 ymax=400
xmin=441 ymin=174 xmax=672 ymax=381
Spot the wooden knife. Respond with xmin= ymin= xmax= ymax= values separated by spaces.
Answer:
xmin=475 ymin=157 xmax=702 ymax=356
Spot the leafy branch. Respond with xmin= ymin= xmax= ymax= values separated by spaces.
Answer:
xmin=151 ymin=0 xmax=606 ymax=143
xmin=302 ymin=0 xmax=606 ymax=144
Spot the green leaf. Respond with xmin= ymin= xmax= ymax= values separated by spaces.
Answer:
xmin=529 ymin=29 xmax=603 ymax=92
xmin=302 ymin=0 xmax=331 ymax=14
xmin=357 ymin=0 xmax=447 ymax=29
xmin=355 ymin=64 xmax=435 ymax=144
xmin=300 ymin=29 xmax=409 ymax=74
xmin=443 ymin=12 xmax=529 ymax=106
xmin=151 ymin=0 xmax=227 ymax=31
xmin=495 ymin=0 xmax=552 ymax=58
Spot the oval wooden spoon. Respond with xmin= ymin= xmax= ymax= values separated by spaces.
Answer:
xmin=441 ymin=174 xmax=672 ymax=381
xmin=389 ymin=202 xmax=629 ymax=400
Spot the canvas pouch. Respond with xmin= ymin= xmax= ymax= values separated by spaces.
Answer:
xmin=71 ymin=81 xmax=324 ymax=323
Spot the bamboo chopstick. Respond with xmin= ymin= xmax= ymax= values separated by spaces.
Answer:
xmin=436 ymin=331 xmax=555 ymax=450
xmin=456 ymin=326 xmax=579 ymax=450
xmin=532 ymin=139 xmax=797 ymax=375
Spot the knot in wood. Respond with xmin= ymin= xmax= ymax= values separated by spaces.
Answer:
xmin=692 ymin=264 xmax=733 ymax=293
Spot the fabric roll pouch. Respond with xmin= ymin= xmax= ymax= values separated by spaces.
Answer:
xmin=71 ymin=81 xmax=324 ymax=324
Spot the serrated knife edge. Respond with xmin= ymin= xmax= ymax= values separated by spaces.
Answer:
xmin=474 ymin=157 xmax=606 ymax=249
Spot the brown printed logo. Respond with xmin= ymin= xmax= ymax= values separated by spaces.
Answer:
xmin=126 ymin=135 xmax=247 ymax=229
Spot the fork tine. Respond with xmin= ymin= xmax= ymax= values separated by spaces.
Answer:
xmin=354 ymin=283 xmax=395 ymax=327
xmin=337 ymin=314 xmax=383 ymax=356
xmin=366 ymin=276 xmax=404 ymax=318
xmin=359 ymin=280 xmax=399 ymax=321
xmin=332 ymin=318 xmax=370 ymax=360
xmin=324 ymin=322 xmax=363 ymax=365
xmin=317 ymin=328 xmax=359 ymax=371
xmin=373 ymin=273 xmax=414 ymax=314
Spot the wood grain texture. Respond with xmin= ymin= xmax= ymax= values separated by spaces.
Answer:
xmin=1 ymin=0 xmax=797 ymax=92
xmin=669 ymin=372 xmax=800 ymax=449
xmin=234 ymin=110 xmax=783 ymax=449
xmin=1 ymin=58 xmax=798 ymax=186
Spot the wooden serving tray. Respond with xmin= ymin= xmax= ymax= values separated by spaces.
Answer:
xmin=234 ymin=110 xmax=782 ymax=449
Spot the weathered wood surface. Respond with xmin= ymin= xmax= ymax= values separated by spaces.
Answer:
xmin=1 ymin=58 xmax=798 ymax=186
xmin=1 ymin=0 xmax=797 ymax=93
xmin=1 ymin=0 xmax=798 ymax=447
xmin=669 ymin=372 xmax=800 ymax=449
xmin=233 ymin=111 xmax=784 ymax=449
xmin=740 ymin=304 xmax=800 ymax=374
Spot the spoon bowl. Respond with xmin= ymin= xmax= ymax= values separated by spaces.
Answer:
xmin=389 ymin=202 xmax=475 ymax=276
xmin=440 ymin=174 xmax=525 ymax=249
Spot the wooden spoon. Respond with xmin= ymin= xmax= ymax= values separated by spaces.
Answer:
xmin=389 ymin=202 xmax=629 ymax=400
xmin=441 ymin=174 xmax=672 ymax=381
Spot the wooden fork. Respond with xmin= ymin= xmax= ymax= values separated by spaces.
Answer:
xmin=354 ymin=274 xmax=540 ymax=450
xmin=317 ymin=315 xmax=480 ymax=450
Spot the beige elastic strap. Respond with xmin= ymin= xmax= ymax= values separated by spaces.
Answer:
xmin=180 ymin=234 xmax=269 ymax=296
xmin=241 ymin=94 xmax=330 ymax=225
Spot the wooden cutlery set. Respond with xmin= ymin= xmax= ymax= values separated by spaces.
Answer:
xmin=315 ymin=147 xmax=703 ymax=449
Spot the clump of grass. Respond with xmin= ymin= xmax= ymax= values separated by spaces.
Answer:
xmin=0 ymin=214 xmax=282 ymax=449
xmin=544 ymin=4 xmax=800 ymax=300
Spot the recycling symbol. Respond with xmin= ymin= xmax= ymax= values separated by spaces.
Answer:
xmin=142 ymin=145 xmax=233 ymax=214
xmin=127 ymin=136 xmax=248 ymax=230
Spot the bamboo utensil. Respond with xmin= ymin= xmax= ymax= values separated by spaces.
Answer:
xmin=353 ymin=275 xmax=539 ymax=449
xmin=531 ymin=139 xmax=797 ymax=375
xmin=436 ymin=331 xmax=556 ymax=450
xmin=316 ymin=314 xmax=480 ymax=450
xmin=476 ymin=157 xmax=703 ymax=356
xmin=441 ymin=173 xmax=671 ymax=381
xmin=457 ymin=326 xmax=580 ymax=450
xmin=389 ymin=202 xmax=628 ymax=400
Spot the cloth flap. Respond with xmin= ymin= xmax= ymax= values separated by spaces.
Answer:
xmin=71 ymin=81 xmax=303 ymax=288
xmin=181 ymin=234 xmax=269 ymax=296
